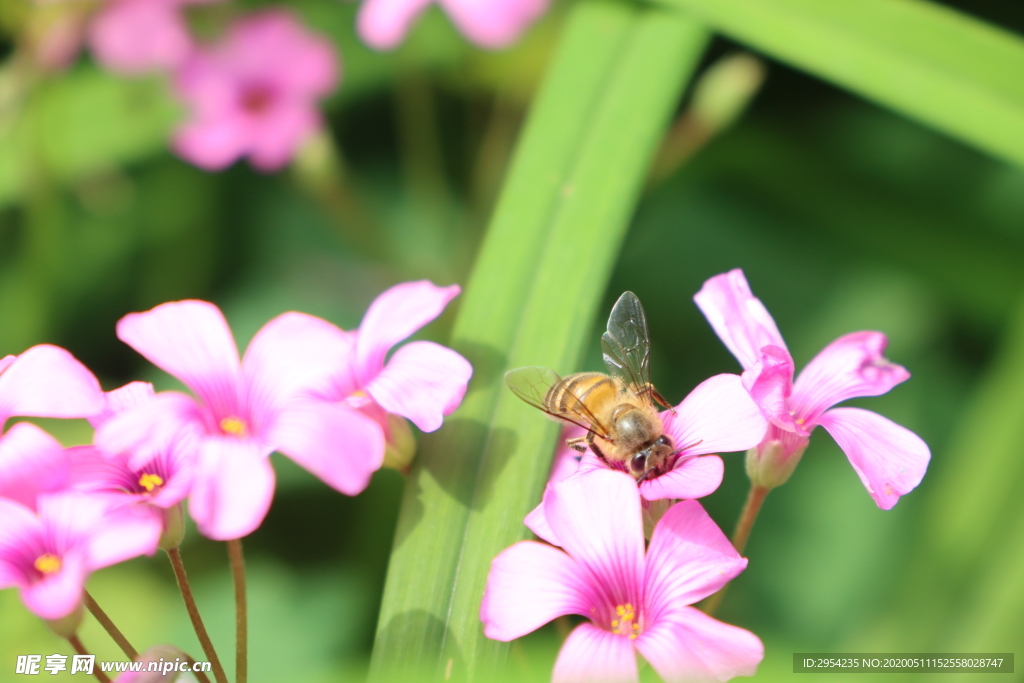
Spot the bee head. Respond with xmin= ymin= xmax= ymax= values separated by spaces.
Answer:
xmin=629 ymin=435 xmax=674 ymax=480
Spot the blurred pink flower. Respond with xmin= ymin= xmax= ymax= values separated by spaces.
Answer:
xmin=69 ymin=383 xmax=195 ymax=512
xmin=695 ymin=269 xmax=930 ymax=508
xmin=0 ymin=493 xmax=161 ymax=620
xmin=524 ymin=374 xmax=766 ymax=545
xmin=172 ymin=10 xmax=338 ymax=171
xmin=357 ymin=0 xmax=548 ymax=50
xmin=482 ymin=469 xmax=763 ymax=683
xmin=0 ymin=345 xmax=103 ymax=508
xmin=89 ymin=0 xmax=214 ymax=74
xmin=96 ymin=301 xmax=384 ymax=540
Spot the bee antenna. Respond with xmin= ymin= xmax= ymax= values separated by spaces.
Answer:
xmin=636 ymin=469 xmax=655 ymax=485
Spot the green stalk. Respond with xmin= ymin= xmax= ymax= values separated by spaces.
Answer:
xmin=369 ymin=2 xmax=710 ymax=680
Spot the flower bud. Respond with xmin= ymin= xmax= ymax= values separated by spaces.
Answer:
xmin=745 ymin=437 xmax=808 ymax=490
xmin=159 ymin=504 xmax=185 ymax=551
xmin=382 ymin=413 xmax=417 ymax=473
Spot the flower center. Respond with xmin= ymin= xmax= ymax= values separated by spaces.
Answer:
xmin=610 ymin=603 xmax=641 ymax=640
xmin=34 ymin=553 xmax=61 ymax=575
xmin=220 ymin=416 xmax=248 ymax=437
xmin=240 ymin=84 xmax=274 ymax=115
xmin=138 ymin=473 xmax=164 ymax=492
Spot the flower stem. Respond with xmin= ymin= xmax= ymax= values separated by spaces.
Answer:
xmin=185 ymin=654 xmax=213 ymax=683
xmin=227 ymin=539 xmax=248 ymax=683
xmin=83 ymin=590 xmax=138 ymax=660
xmin=67 ymin=635 xmax=111 ymax=683
xmin=166 ymin=547 xmax=228 ymax=683
xmin=701 ymin=484 xmax=771 ymax=616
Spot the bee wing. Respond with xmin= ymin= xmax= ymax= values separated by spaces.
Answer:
xmin=601 ymin=291 xmax=653 ymax=401
xmin=504 ymin=366 xmax=612 ymax=439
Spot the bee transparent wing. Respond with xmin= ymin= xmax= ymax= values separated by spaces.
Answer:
xmin=601 ymin=291 xmax=652 ymax=400
xmin=504 ymin=366 xmax=612 ymax=439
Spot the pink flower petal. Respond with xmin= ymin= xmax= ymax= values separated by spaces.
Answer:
xmin=634 ymin=607 xmax=763 ymax=683
xmin=440 ymin=0 xmax=548 ymax=48
xmin=21 ymin=550 xmax=88 ymax=620
xmin=84 ymin=502 xmax=162 ymax=569
xmin=173 ymin=115 xmax=252 ymax=171
xmin=481 ymin=540 xmax=590 ymax=641
xmin=89 ymin=381 xmax=156 ymax=429
xmin=791 ymin=331 xmax=910 ymax=424
xmin=742 ymin=344 xmax=804 ymax=434
xmin=94 ymin=391 xmax=204 ymax=470
xmin=241 ymin=312 xmax=352 ymax=423
xmin=639 ymin=455 xmax=723 ymax=502
xmin=89 ymin=0 xmax=192 ymax=74
xmin=661 ymin=374 xmax=768 ymax=457
xmin=248 ymin=103 xmax=321 ymax=171
xmin=365 ymin=341 xmax=472 ymax=432
xmin=0 ymin=423 xmax=69 ymax=509
xmin=270 ymin=400 xmax=385 ymax=496
xmin=0 ymin=345 xmax=103 ymax=424
xmin=188 ymin=438 xmax=275 ymax=540
xmin=552 ymin=622 xmax=638 ymax=683
xmin=523 ymin=496 xmax=559 ymax=547
xmin=817 ymin=408 xmax=930 ymax=510
xmin=693 ymin=269 xmax=787 ymax=370
xmin=544 ymin=469 xmax=644 ymax=606
xmin=356 ymin=0 xmax=434 ymax=50
xmin=0 ymin=498 xmax=43 ymax=581
xmin=643 ymin=500 xmax=747 ymax=615
xmin=354 ymin=281 xmax=461 ymax=383
xmin=117 ymin=301 xmax=242 ymax=417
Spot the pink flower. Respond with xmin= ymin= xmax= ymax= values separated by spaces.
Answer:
xmin=172 ymin=10 xmax=338 ymax=171
xmin=357 ymin=0 xmax=548 ymax=50
xmin=69 ymin=383 xmax=195 ymax=511
xmin=89 ymin=0 xmax=215 ymax=74
xmin=0 ymin=345 xmax=104 ymax=508
xmin=96 ymin=301 xmax=386 ymax=540
xmin=482 ymin=469 xmax=763 ymax=682
xmin=309 ymin=280 xmax=472 ymax=445
xmin=0 ymin=493 xmax=161 ymax=620
xmin=525 ymin=375 xmax=767 ymax=545
xmin=694 ymin=269 xmax=930 ymax=508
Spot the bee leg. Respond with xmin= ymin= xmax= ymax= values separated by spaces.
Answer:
xmin=566 ymin=437 xmax=588 ymax=453
xmin=649 ymin=387 xmax=676 ymax=414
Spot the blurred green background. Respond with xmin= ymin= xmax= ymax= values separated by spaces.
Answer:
xmin=1 ymin=0 xmax=1023 ymax=680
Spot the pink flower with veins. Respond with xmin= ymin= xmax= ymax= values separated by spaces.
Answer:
xmin=0 ymin=345 xmax=104 ymax=508
xmin=69 ymin=382 xmax=195 ymax=512
xmin=357 ymin=0 xmax=548 ymax=50
xmin=482 ymin=469 xmax=763 ymax=683
xmin=0 ymin=493 xmax=161 ymax=620
xmin=96 ymin=301 xmax=386 ymax=540
xmin=173 ymin=10 xmax=338 ymax=171
xmin=694 ymin=269 xmax=930 ymax=508
xmin=525 ymin=374 xmax=767 ymax=544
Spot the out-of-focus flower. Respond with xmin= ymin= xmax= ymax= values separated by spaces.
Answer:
xmin=172 ymin=10 xmax=338 ymax=171
xmin=525 ymin=374 xmax=766 ymax=545
xmin=356 ymin=0 xmax=548 ymax=50
xmin=694 ymin=269 xmax=930 ymax=508
xmin=0 ymin=493 xmax=161 ymax=621
xmin=115 ymin=646 xmax=187 ymax=682
xmin=96 ymin=301 xmax=384 ymax=540
xmin=0 ymin=345 xmax=104 ymax=508
xmin=308 ymin=280 xmax=472 ymax=471
xmin=482 ymin=469 xmax=763 ymax=682
xmin=89 ymin=0 xmax=215 ymax=74
xmin=30 ymin=0 xmax=215 ymax=73
xmin=68 ymin=383 xmax=194 ymax=549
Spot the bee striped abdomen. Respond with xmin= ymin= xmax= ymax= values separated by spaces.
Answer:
xmin=546 ymin=372 xmax=619 ymax=415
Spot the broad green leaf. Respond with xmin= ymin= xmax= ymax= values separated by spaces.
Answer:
xmin=369 ymin=2 xmax=710 ymax=680
xmin=653 ymin=0 xmax=1024 ymax=167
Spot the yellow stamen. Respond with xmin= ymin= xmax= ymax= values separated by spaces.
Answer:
xmin=34 ymin=553 xmax=61 ymax=575
xmin=611 ymin=603 xmax=639 ymax=638
xmin=220 ymin=416 xmax=247 ymax=436
xmin=350 ymin=390 xmax=367 ymax=399
xmin=795 ymin=417 xmax=806 ymax=426
xmin=138 ymin=473 xmax=164 ymax=492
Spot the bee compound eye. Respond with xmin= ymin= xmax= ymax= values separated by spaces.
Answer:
xmin=630 ymin=453 xmax=647 ymax=474
xmin=656 ymin=435 xmax=672 ymax=448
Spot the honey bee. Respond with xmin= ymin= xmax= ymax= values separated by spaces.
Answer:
xmin=505 ymin=292 xmax=689 ymax=482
